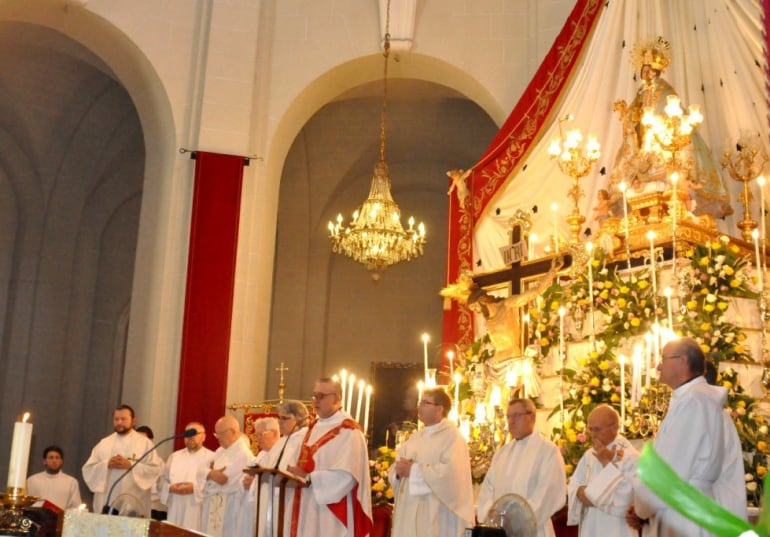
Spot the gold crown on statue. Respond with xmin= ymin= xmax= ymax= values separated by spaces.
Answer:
xmin=631 ymin=36 xmax=671 ymax=72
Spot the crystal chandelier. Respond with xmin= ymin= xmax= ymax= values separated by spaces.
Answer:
xmin=327 ymin=1 xmax=426 ymax=279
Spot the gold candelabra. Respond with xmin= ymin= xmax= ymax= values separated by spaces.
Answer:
xmin=0 ymin=487 xmax=39 ymax=535
xmin=721 ymin=136 xmax=769 ymax=241
xmin=548 ymin=116 xmax=600 ymax=244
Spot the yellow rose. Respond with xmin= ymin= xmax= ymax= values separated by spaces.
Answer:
xmin=738 ymin=333 xmax=747 ymax=341
xmin=699 ymin=257 xmax=710 ymax=266
xmin=381 ymin=461 xmax=390 ymax=470
xmin=758 ymin=441 xmax=768 ymax=453
xmin=610 ymin=393 xmax=620 ymax=403
xmin=700 ymin=343 xmax=710 ymax=353
xmin=630 ymin=318 xmax=641 ymax=327
xmin=700 ymin=287 xmax=709 ymax=295
xmin=581 ymin=395 xmax=592 ymax=405
xmin=604 ymin=281 xmax=613 ymax=289
xmin=564 ymin=464 xmax=575 ymax=475
xmin=620 ymin=285 xmax=630 ymax=294
xmin=541 ymin=337 xmax=550 ymax=346
xmin=567 ymin=431 xmax=578 ymax=443
xmin=563 ymin=420 xmax=573 ymax=429
xmin=372 ymin=482 xmax=385 ymax=491
xmin=686 ymin=300 xmax=698 ymax=310
xmin=386 ymin=489 xmax=394 ymax=499
xmin=550 ymin=301 xmax=560 ymax=310
xmin=599 ymin=361 xmax=610 ymax=371
xmin=699 ymin=322 xmax=712 ymax=331
xmin=717 ymin=302 xmax=728 ymax=311
xmin=735 ymin=345 xmax=745 ymax=354
xmin=723 ymin=381 xmax=732 ymax=389
xmin=537 ymin=323 xmax=547 ymax=332
xmin=730 ymin=244 xmax=740 ymax=254
xmin=599 ymin=290 xmax=609 ymax=300
xmin=617 ymin=297 xmax=627 ymax=308
xmin=590 ymin=351 xmax=599 ymax=359
xmin=590 ymin=377 xmax=600 ymax=387
xmin=578 ymin=357 xmax=588 ymax=367
xmin=724 ymin=265 xmax=734 ymax=276
xmin=711 ymin=241 xmax=721 ymax=251
xmin=758 ymin=466 xmax=767 ymax=478
xmin=637 ymin=280 xmax=649 ymax=289
xmin=703 ymin=304 xmax=715 ymax=312
xmin=730 ymin=279 xmax=740 ymax=288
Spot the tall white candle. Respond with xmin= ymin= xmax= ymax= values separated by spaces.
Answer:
xmin=754 ymin=229 xmax=763 ymax=292
xmin=453 ymin=373 xmax=462 ymax=424
xmin=347 ymin=374 xmax=356 ymax=414
xmin=417 ymin=381 xmax=424 ymax=407
xmin=632 ymin=349 xmax=641 ymax=408
xmin=447 ymin=350 xmax=454 ymax=377
xmin=618 ymin=355 xmax=626 ymax=432
xmin=647 ymin=230 xmax=657 ymax=297
xmin=528 ymin=233 xmax=537 ymax=260
xmin=355 ymin=379 xmax=365 ymax=423
xmin=363 ymin=385 xmax=372 ymax=436
xmin=421 ymin=333 xmax=430 ymax=382
xmin=558 ymin=306 xmax=566 ymax=422
xmin=340 ymin=369 xmax=348 ymax=412
xmin=8 ymin=412 xmax=32 ymax=490
xmin=620 ymin=181 xmax=631 ymax=271
xmin=551 ymin=202 xmax=559 ymax=250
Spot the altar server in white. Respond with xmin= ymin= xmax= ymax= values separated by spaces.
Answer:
xmin=82 ymin=404 xmax=162 ymax=516
xmin=390 ymin=387 xmax=474 ymax=537
xmin=476 ymin=397 xmax=566 ymax=537
xmin=158 ymin=422 xmax=213 ymax=531
xmin=567 ymin=404 xmax=639 ymax=536
xmin=27 ymin=445 xmax=82 ymax=510
xmin=201 ymin=414 xmax=254 ymax=537
xmin=286 ymin=377 xmax=372 ymax=537
xmin=631 ymin=337 xmax=745 ymax=537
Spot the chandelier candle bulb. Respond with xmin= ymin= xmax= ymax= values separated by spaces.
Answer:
xmin=421 ymin=333 xmax=430 ymax=382
xmin=8 ymin=412 xmax=32 ymax=491
xmin=618 ymin=355 xmax=626 ymax=432
xmin=363 ymin=385 xmax=372 ymax=436
xmin=753 ymin=229 xmax=763 ymax=292
xmin=355 ymin=380 xmax=365 ymax=423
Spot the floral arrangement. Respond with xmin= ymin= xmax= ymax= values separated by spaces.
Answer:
xmin=369 ymin=446 xmax=395 ymax=505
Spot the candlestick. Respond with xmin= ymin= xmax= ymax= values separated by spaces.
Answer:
xmin=453 ymin=373 xmax=461 ymax=425
xmin=355 ymin=380 xmax=365 ymax=423
xmin=647 ymin=230 xmax=658 ymax=299
xmin=363 ymin=385 xmax=372 ymax=436
xmin=586 ymin=241 xmax=596 ymax=348
xmin=670 ymin=172 xmax=678 ymax=279
xmin=340 ymin=369 xmax=348 ymax=412
xmin=558 ymin=306 xmax=566 ymax=422
xmin=754 ymin=229 xmax=763 ymax=292
xmin=760 ymin=175 xmax=767 ymax=253
xmin=347 ymin=374 xmax=356 ymax=414
xmin=421 ymin=333 xmax=430 ymax=382
xmin=619 ymin=355 xmax=626 ymax=432
xmin=619 ymin=181 xmax=631 ymax=271
xmin=551 ymin=202 xmax=559 ymax=250
xmin=8 ymin=412 xmax=32 ymax=490
xmin=664 ymin=286 xmax=673 ymax=329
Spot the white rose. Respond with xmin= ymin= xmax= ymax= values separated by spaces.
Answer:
xmin=760 ymin=425 xmax=768 ymax=435
xmin=747 ymin=481 xmax=758 ymax=491
xmin=746 ymin=473 xmax=754 ymax=481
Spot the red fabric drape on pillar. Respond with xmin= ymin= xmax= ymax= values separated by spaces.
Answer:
xmin=175 ymin=151 xmax=245 ymax=450
xmin=442 ymin=0 xmax=604 ymax=353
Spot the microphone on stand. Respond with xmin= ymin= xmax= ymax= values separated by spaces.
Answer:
xmin=102 ymin=428 xmax=198 ymax=515
xmin=273 ymin=423 xmax=299 ymax=470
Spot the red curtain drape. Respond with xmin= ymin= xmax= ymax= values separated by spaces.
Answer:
xmin=442 ymin=0 xmax=605 ymax=355
xmin=175 ymin=151 xmax=246 ymax=450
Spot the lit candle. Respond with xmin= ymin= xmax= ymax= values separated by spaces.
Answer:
xmin=417 ymin=380 xmax=424 ymax=405
xmin=347 ymin=374 xmax=356 ymax=414
xmin=632 ymin=349 xmax=641 ymax=408
xmin=652 ymin=322 xmax=661 ymax=368
xmin=490 ymin=386 xmax=502 ymax=407
xmin=355 ymin=379 xmax=365 ymax=423
xmin=340 ymin=369 xmax=348 ymax=412
xmin=618 ymin=355 xmax=626 ymax=432
xmin=619 ymin=181 xmax=631 ymax=271
xmin=447 ymin=350 xmax=454 ymax=377
xmin=8 ymin=412 xmax=32 ymax=490
xmin=528 ymin=232 xmax=537 ymax=260
xmin=664 ymin=286 xmax=673 ymax=329
xmin=753 ymin=229 xmax=763 ymax=292
xmin=453 ymin=372 xmax=461 ymax=418
xmin=551 ymin=202 xmax=559 ymax=250
xmin=421 ymin=333 xmax=430 ymax=382
xmin=363 ymin=385 xmax=372 ymax=436
xmin=558 ymin=306 xmax=566 ymax=422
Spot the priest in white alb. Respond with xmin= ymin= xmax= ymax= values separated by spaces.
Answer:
xmin=201 ymin=414 xmax=254 ymax=537
xmin=286 ymin=377 xmax=372 ymax=537
xmin=389 ymin=387 xmax=474 ymax=537
xmin=567 ymin=404 xmax=639 ymax=537
xmin=476 ymin=397 xmax=566 ymax=537
xmin=238 ymin=416 xmax=281 ymax=537
xmin=82 ymin=404 xmax=162 ymax=516
xmin=158 ymin=422 xmax=214 ymax=532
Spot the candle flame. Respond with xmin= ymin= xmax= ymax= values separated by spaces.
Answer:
xmin=21 ymin=412 xmax=30 ymax=423
xmin=421 ymin=333 xmax=430 ymax=343
xmin=366 ymin=385 xmax=372 ymax=394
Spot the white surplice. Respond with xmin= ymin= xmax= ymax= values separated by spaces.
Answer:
xmin=389 ymin=419 xmax=475 ymax=537
xmin=26 ymin=471 xmax=82 ymax=510
xmin=201 ymin=436 xmax=255 ymax=537
xmin=634 ymin=376 xmax=743 ymax=537
xmin=82 ymin=429 xmax=162 ymax=517
xmin=290 ymin=411 xmax=372 ymax=537
xmin=566 ymin=435 xmax=639 ymax=537
xmin=476 ymin=432 xmax=566 ymax=537
xmin=158 ymin=446 xmax=214 ymax=532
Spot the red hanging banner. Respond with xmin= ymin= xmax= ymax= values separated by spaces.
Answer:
xmin=175 ymin=151 xmax=246 ymax=450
